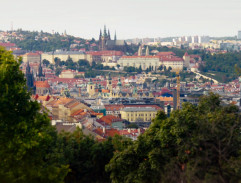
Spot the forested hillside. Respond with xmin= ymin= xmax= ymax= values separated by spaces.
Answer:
xmin=10 ymin=30 xmax=95 ymax=52
xmin=199 ymin=52 xmax=241 ymax=82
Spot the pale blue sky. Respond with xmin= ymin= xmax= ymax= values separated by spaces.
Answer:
xmin=1 ymin=0 xmax=241 ymax=39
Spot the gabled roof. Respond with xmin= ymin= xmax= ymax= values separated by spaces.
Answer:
xmin=105 ymin=104 xmax=124 ymax=111
xmin=184 ymin=52 xmax=189 ymax=56
xmin=35 ymin=81 xmax=50 ymax=88
xmin=99 ymin=115 xmax=122 ymax=125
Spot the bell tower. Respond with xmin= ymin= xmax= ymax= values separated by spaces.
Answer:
xmin=87 ymin=78 xmax=96 ymax=97
xmin=107 ymin=73 xmax=112 ymax=91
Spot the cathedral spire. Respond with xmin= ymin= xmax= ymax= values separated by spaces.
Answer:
xmin=114 ymin=30 xmax=117 ymax=41
xmin=145 ymin=46 xmax=149 ymax=56
xmin=108 ymin=29 xmax=111 ymax=40
xmin=26 ymin=61 xmax=31 ymax=74
xmin=104 ymin=25 xmax=107 ymax=36
xmin=138 ymin=45 xmax=142 ymax=56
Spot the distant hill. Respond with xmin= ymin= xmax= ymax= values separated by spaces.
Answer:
xmin=8 ymin=29 xmax=97 ymax=52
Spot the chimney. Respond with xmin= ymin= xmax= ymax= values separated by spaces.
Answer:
xmin=138 ymin=128 xmax=141 ymax=135
xmin=103 ymin=127 xmax=106 ymax=134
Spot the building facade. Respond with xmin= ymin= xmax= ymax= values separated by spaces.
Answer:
xmin=120 ymin=107 xmax=159 ymax=122
xmin=118 ymin=56 xmax=160 ymax=70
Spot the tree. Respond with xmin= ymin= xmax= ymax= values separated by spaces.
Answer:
xmin=127 ymin=123 xmax=139 ymax=129
xmin=0 ymin=47 xmax=69 ymax=182
xmin=55 ymin=67 xmax=62 ymax=76
xmin=66 ymin=57 xmax=76 ymax=70
xmin=106 ymin=93 xmax=241 ymax=183
xmin=158 ymin=65 xmax=163 ymax=71
xmin=54 ymin=57 xmax=61 ymax=67
xmin=136 ymin=65 xmax=142 ymax=74
xmin=42 ymin=59 xmax=50 ymax=67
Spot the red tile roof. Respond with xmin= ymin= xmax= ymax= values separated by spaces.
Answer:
xmin=35 ymin=81 xmax=50 ymax=88
xmin=105 ymin=104 xmax=124 ymax=111
xmin=99 ymin=115 xmax=122 ymax=125
xmin=0 ymin=43 xmax=16 ymax=47
xmin=25 ymin=52 xmax=40 ymax=56
xmin=159 ymin=55 xmax=184 ymax=62
xmin=86 ymin=50 xmax=124 ymax=56
xmin=121 ymin=56 xmax=160 ymax=59
xmin=93 ymin=128 xmax=120 ymax=138
xmin=156 ymin=52 xmax=175 ymax=56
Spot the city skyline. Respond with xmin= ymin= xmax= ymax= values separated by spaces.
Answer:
xmin=1 ymin=0 xmax=241 ymax=39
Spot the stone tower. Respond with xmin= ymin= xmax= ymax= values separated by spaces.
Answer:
xmin=145 ymin=46 xmax=149 ymax=56
xmin=183 ymin=52 xmax=190 ymax=68
xmin=36 ymin=55 xmax=45 ymax=81
xmin=87 ymin=78 xmax=95 ymax=97
xmin=25 ymin=62 xmax=35 ymax=94
xmin=107 ymin=73 xmax=112 ymax=91
xmin=99 ymin=25 xmax=111 ymax=51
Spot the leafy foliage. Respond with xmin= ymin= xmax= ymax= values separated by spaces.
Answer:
xmin=106 ymin=93 xmax=241 ymax=183
xmin=199 ymin=52 xmax=241 ymax=82
xmin=11 ymin=30 xmax=88 ymax=52
xmin=0 ymin=47 xmax=69 ymax=182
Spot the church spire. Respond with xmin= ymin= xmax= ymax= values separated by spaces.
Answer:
xmin=138 ymin=45 xmax=142 ymax=56
xmin=26 ymin=61 xmax=31 ymax=74
xmin=145 ymin=46 xmax=149 ymax=56
xmin=37 ymin=54 xmax=45 ymax=80
xmin=25 ymin=62 xmax=35 ymax=93
xmin=114 ymin=30 xmax=117 ymax=41
xmin=104 ymin=25 xmax=107 ymax=37
xmin=108 ymin=29 xmax=111 ymax=40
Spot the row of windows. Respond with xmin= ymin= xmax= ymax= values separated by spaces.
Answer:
xmin=127 ymin=113 xmax=155 ymax=117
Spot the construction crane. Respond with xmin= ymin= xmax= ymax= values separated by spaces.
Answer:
xmin=176 ymin=71 xmax=180 ymax=110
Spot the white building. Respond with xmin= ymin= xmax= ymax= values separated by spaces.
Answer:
xmin=59 ymin=69 xmax=85 ymax=78
xmin=117 ymin=55 xmax=184 ymax=72
xmin=118 ymin=56 xmax=160 ymax=70
xmin=198 ymin=36 xmax=210 ymax=43
xmin=192 ymin=36 xmax=199 ymax=43
xmin=238 ymin=31 xmax=241 ymax=40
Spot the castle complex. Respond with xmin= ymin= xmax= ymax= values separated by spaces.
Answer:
xmin=98 ymin=25 xmax=127 ymax=52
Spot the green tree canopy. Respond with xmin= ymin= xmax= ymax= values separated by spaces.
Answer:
xmin=0 ymin=47 xmax=69 ymax=182
xmin=106 ymin=93 xmax=241 ymax=183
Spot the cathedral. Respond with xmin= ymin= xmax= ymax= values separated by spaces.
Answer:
xmin=98 ymin=26 xmax=128 ymax=52
xmin=25 ymin=62 xmax=35 ymax=94
xmin=25 ymin=57 xmax=51 ymax=95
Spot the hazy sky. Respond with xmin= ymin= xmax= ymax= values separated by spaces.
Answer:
xmin=1 ymin=0 xmax=241 ymax=39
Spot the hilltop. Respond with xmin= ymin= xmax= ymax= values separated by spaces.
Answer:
xmin=1 ymin=29 xmax=98 ymax=52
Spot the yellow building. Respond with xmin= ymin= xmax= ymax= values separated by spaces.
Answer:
xmin=41 ymin=50 xmax=86 ymax=64
xmin=44 ymin=97 xmax=91 ymax=121
xmin=120 ymin=107 xmax=159 ymax=122
xmin=22 ymin=52 xmax=41 ymax=63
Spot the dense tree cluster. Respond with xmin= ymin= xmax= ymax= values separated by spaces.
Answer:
xmin=106 ymin=93 xmax=241 ymax=183
xmin=0 ymin=47 xmax=69 ymax=182
xmin=199 ymin=52 xmax=241 ymax=82
xmin=10 ymin=30 xmax=92 ymax=52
